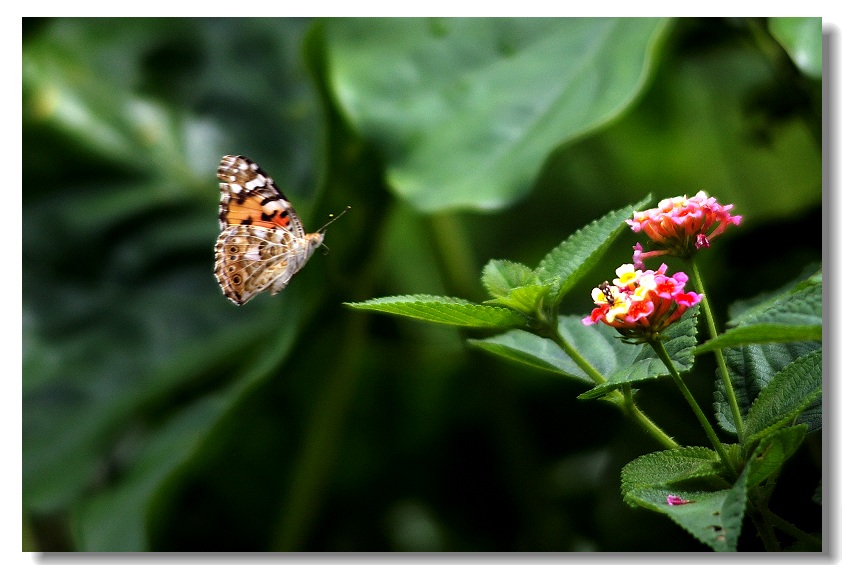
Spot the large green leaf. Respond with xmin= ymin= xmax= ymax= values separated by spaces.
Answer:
xmin=323 ymin=18 xmax=670 ymax=211
xmin=621 ymin=447 xmax=747 ymax=552
xmin=469 ymin=315 xmax=640 ymax=385
xmin=71 ymin=322 xmax=299 ymax=551
xmin=697 ymin=275 xmax=821 ymax=353
xmin=742 ymin=349 xmax=822 ymax=445
xmin=768 ymin=17 xmax=822 ymax=79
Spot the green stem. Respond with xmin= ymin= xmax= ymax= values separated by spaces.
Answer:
xmin=622 ymin=384 xmax=680 ymax=450
xmin=650 ymin=339 xmax=737 ymax=476
xmin=688 ymin=260 xmax=745 ymax=438
xmin=430 ymin=212 xmax=481 ymax=301
xmin=550 ymin=322 xmax=606 ymax=385
xmin=750 ymin=503 xmax=781 ymax=551
xmin=767 ymin=510 xmax=822 ymax=550
xmin=548 ymin=321 xmax=679 ymax=450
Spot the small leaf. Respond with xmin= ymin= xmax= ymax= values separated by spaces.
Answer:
xmin=578 ymin=306 xmax=698 ymax=400
xmin=345 ymin=295 xmax=528 ymax=329
xmin=621 ymin=447 xmax=721 ymax=491
xmin=485 ymin=284 xmax=550 ymax=316
xmin=480 ymin=259 xmax=534 ymax=299
xmin=532 ymin=196 xmax=651 ymax=305
xmin=743 ymin=349 xmax=822 ymax=445
xmin=745 ymin=425 xmax=806 ymax=488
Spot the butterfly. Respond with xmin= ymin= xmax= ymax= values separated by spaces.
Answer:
xmin=213 ymin=155 xmax=347 ymax=305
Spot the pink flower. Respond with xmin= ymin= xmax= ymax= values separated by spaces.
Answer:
xmin=628 ymin=192 xmax=742 ymax=267
xmin=667 ymin=494 xmax=694 ymax=506
xmin=582 ymin=264 xmax=702 ymax=342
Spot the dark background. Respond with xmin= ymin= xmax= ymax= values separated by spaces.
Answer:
xmin=22 ymin=17 xmax=822 ymax=551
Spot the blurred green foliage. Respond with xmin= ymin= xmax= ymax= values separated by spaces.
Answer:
xmin=23 ymin=17 xmax=821 ymax=551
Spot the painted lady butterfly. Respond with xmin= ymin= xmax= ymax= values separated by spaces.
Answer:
xmin=214 ymin=155 xmax=345 ymax=305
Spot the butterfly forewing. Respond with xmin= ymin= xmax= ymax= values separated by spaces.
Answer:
xmin=217 ymin=154 xmax=306 ymax=238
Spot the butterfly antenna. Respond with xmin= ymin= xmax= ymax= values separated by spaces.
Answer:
xmin=317 ymin=205 xmax=351 ymax=233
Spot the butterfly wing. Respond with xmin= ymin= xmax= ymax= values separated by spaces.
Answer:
xmin=217 ymin=154 xmax=306 ymax=238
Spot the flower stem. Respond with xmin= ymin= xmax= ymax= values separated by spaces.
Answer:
xmin=750 ymin=504 xmax=781 ymax=551
xmin=688 ymin=260 xmax=745 ymax=438
xmin=550 ymin=323 xmax=606 ymax=385
xmin=650 ymin=339 xmax=737 ymax=477
xmin=622 ymin=384 xmax=680 ymax=450
xmin=548 ymin=322 xmax=679 ymax=450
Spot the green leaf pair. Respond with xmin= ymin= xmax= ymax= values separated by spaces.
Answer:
xmin=347 ymin=197 xmax=649 ymax=330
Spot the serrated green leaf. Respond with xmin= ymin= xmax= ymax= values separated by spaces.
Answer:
xmin=701 ymin=277 xmax=822 ymax=353
xmin=621 ymin=448 xmax=721 ymax=492
xmin=743 ymin=349 xmax=822 ymax=445
xmin=728 ymin=275 xmax=822 ymax=328
xmin=345 ymin=295 xmax=528 ymax=329
xmin=622 ymin=448 xmax=747 ymax=552
xmin=696 ymin=324 xmax=821 ymax=353
xmin=745 ymin=425 xmax=806 ymax=488
xmin=769 ymin=17 xmax=822 ymax=79
xmin=480 ymin=259 xmax=534 ymax=299
xmin=469 ymin=315 xmax=640 ymax=385
xmin=714 ymin=275 xmax=822 ymax=435
xmin=714 ymin=341 xmax=822 ymax=435
xmin=578 ymin=306 xmax=698 ymax=399
xmin=532 ymin=196 xmax=651 ymax=305
xmin=625 ymin=482 xmax=746 ymax=552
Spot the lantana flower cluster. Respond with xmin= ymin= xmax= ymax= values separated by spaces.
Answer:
xmin=628 ymin=191 xmax=742 ymax=268
xmin=582 ymin=263 xmax=703 ymax=342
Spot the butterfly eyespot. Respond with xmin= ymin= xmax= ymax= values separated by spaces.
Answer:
xmin=227 ymin=265 xmax=236 ymax=273
xmin=228 ymin=245 xmax=239 ymax=254
xmin=231 ymin=275 xmax=242 ymax=285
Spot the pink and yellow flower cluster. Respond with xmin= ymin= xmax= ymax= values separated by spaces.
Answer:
xmin=628 ymin=191 xmax=742 ymax=267
xmin=582 ymin=263 xmax=703 ymax=340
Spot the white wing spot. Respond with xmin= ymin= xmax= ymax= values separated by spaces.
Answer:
xmin=244 ymin=175 xmax=266 ymax=190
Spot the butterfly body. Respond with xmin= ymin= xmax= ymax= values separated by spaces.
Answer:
xmin=214 ymin=155 xmax=324 ymax=305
